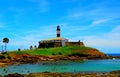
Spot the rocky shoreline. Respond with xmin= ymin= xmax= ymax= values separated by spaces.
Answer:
xmin=0 ymin=53 xmax=120 ymax=67
xmin=0 ymin=46 xmax=115 ymax=67
xmin=0 ymin=54 xmax=120 ymax=77
xmin=1 ymin=70 xmax=120 ymax=77
xmin=0 ymin=54 xmax=111 ymax=67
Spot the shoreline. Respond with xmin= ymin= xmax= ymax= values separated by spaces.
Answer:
xmin=0 ymin=46 xmax=118 ymax=67
xmin=2 ymin=70 xmax=120 ymax=77
xmin=0 ymin=55 xmax=120 ymax=67
xmin=0 ymin=57 xmax=120 ymax=77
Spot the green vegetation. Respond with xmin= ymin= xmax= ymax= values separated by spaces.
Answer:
xmin=0 ymin=55 xmax=6 ymax=59
xmin=68 ymin=52 xmax=90 ymax=57
xmin=7 ymin=55 xmax=11 ymax=59
xmin=0 ymin=53 xmax=11 ymax=59
xmin=8 ymin=46 xmax=97 ymax=56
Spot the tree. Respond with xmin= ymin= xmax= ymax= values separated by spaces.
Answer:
xmin=18 ymin=48 xmax=21 ymax=51
xmin=3 ymin=37 xmax=9 ymax=52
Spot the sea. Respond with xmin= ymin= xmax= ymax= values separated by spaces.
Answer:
xmin=0 ymin=53 xmax=120 ymax=76
xmin=106 ymin=53 xmax=120 ymax=56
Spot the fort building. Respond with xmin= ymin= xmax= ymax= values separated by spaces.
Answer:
xmin=38 ymin=25 xmax=84 ymax=48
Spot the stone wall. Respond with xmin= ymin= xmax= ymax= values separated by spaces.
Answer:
xmin=38 ymin=43 xmax=54 ymax=48
xmin=80 ymin=42 xmax=85 ymax=46
xmin=65 ymin=42 xmax=80 ymax=46
xmin=38 ymin=41 xmax=85 ymax=48
xmin=54 ymin=42 xmax=62 ymax=47
xmin=65 ymin=42 xmax=85 ymax=46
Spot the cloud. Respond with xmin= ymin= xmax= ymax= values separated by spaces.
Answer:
xmin=106 ymin=25 xmax=120 ymax=40
xmin=63 ymin=24 xmax=120 ymax=48
xmin=83 ymin=36 xmax=120 ymax=47
xmin=92 ymin=18 xmax=111 ymax=25
xmin=111 ymin=25 xmax=120 ymax=32
xmin=77 ymin=25 xmax=120 ymax=47
xmin=65 ymin=12 xmax=82 ymax=19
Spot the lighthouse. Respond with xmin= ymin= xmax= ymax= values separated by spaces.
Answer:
xmin=56 ymin=25 xmax=60 ymax=37
xmin=38 ymin=25 xmax=84 ymax=48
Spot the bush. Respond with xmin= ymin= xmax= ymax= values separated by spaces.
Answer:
xmin=18 ymin=48 xmax=21 ymax=51
xmin=7 ymin=55 xmax=11 ymax=59
xmin=58 ymin=52 xmax=62 ymax=55
xmin=52 ymin=53 xmax=55 ymax=55
xmin=0 ymin=55 xmax=6 ymax=59
xmin=69 ymin=53 xmax=89 ymax=57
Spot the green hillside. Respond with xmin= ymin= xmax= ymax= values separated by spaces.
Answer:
xmin=0 ymin=46 xmax=108 ymax=64
xmin=8 ymin=46 xmax=106 ymax=57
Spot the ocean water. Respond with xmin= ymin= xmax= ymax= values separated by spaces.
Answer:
xmin=107 ymin=53 xmax=120 ymax=56
xmin=0 ymin=59 xmax=120 ymax=76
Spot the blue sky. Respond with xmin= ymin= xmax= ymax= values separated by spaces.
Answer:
xmin=0 ymin=0 xmax=120 ymax=53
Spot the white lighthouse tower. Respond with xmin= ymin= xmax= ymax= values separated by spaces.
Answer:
xmin=56 ymin=25 xmax=60 ymax=37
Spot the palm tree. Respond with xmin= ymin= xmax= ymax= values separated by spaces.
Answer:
xmin=3 ymin=37 xmax=9 ymax=52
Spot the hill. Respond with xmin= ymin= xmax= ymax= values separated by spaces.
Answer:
xmin=0 ymin=46 xmax=108 ymax=63
xmin=9 ymin=46 xmax=106 ymax=57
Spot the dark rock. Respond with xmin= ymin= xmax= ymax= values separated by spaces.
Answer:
xmin=5 ymin=73 xmax=24 ymax=77
xmin=110 ymin=70 xmax=120 ymax=74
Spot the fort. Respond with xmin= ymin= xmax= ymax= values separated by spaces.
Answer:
xmin=38 ymin=25 xmax=85 ymax=48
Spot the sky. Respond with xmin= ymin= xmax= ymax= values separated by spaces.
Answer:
xmin=0 ymin=0 xmax=120 ymax=53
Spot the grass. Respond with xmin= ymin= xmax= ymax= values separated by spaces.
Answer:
xmin=7 ymin=46 xmax=96 ymax=56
